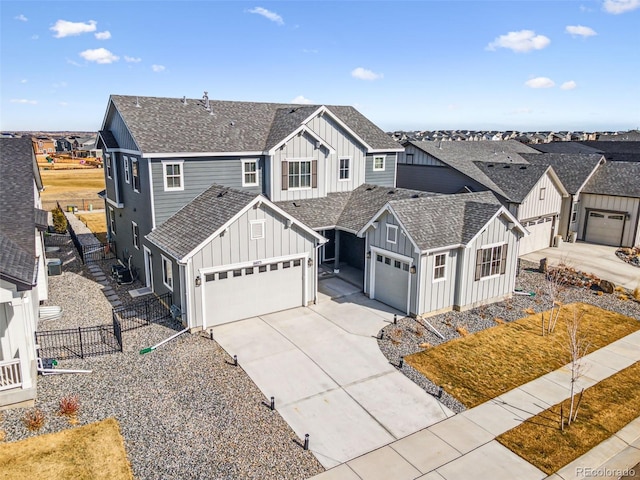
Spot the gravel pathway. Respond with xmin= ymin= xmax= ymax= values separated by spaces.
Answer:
xmin=2 ymin=237 xmax=323 ymax=479
xmin=378 ymin=260 xmax=640 ymax=414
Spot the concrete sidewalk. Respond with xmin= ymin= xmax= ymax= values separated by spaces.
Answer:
xmin=311 ymin=330 xmax=640 ymax=480
xmin=521 ymin=241 xmax=640 ymax=290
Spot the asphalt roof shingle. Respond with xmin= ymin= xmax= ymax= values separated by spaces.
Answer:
xmin=474 ymin=162 xmax=553 ymax=203
xmin=522 ymin=153 xmax=603 ymax=194
xmin=582 ymin=162 xmax=640 ymax=197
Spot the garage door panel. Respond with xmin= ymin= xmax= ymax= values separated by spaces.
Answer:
xmin=585 ymin=211 xmax=624 ymax=246
xmin=204 ymin=259 xmax=304 ymax=327
xmin=520 ymin=217 xmax=553 ymax=255
xmin=373 ymin=253 xmax=409 ymax=313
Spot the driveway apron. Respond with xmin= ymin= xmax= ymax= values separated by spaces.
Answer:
xmin=212 ymin=278 xmax=452 ymax=468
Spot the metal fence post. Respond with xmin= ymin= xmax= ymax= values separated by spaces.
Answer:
xmin=78 ymin=326 xmax=84 ymax=359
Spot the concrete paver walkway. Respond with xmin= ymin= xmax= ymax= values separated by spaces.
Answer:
xmin=311 ymin=330 xmax=640 ymax=480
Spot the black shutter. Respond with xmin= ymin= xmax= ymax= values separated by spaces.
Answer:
xmin=474 ymin=249 xmax=482 ymax=281
xmin=281 ymin=161 xmax=288 ymax=191
xmin=311 ymin=160 xmax=317 ymax=188
xmin=500 ymin=244 xmax=508 ymax=274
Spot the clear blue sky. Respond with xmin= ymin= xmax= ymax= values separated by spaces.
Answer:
xmin=1 ymin=0 xmax=639 ymax=132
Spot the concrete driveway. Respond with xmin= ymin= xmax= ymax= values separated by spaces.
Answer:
xmin=522 ymin=241 xmax=640 ymax=290
xmin=212 ymin=277 xmax=453 ymax=469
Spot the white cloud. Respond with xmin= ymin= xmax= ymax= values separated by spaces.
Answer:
xmin=151 ymin=64 xmax=165 ymax=72
xmin=15 ymin=14 xmax=28 ymax=22
xmin=95 ymin=31 xmax=111 ymax=40
xmin=351 ymin=67 xmax=383 ymax=81
xmin=124 ymin=56 xmax=142 ymax=63
xmin=566 ymin=25 xmax=597 ymax=37
xmin=79 ymin=48 xmax=119 ymax=64
xmin=11 ymin=99 xmax=37 ymax=105
xmin=51 ymin=19 xmax=97 ymax=38
xmin=248 ymin=7 xmax=284 ymax=25
xmin=525 ymin=77 xmax=555 ymax=88
xmin=486 ymin=30 xmax=551 ymax=53
xmin=291 ymin=95 xmax=313 ymax=104
xmin=603 ymin=0 xmax=640 ymax=14
xmin=20 ymin=79 xmax=28 ymax=84
xmin=561 ymin=80 xmax=577 ymax=90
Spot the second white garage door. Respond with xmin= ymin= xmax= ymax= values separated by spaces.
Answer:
xmin=585 ymin=211 xmax=624 ymax=246
xmin=203 ymin=258 xmax=305 ymax=327
xmin=371 ymin=252 xmax=410 ymax=313
xmin=519 ymin=216 xmax=554 ymax=255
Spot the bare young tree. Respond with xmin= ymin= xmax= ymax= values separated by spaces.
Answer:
xmin=543 ymin=268 xmax=567 ymax=336
xmin=565 ymin=307 xmax=590 ymax=427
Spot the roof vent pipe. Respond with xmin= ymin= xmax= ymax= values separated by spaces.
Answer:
xmin=135 ymin=97 xmax=141 ymax=108
xmin=182 ymin=96 xmax=187 ymax=105
xmin=203 ymin=91 xmax=210 ymax=111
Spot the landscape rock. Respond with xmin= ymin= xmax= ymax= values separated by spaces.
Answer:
xmin=599 ymin=280 xmax=615 ymax=294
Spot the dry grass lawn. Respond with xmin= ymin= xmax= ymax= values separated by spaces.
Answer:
xmin=0 ymin=418 xmax=133 ymax=480
xmin=497 ymin=361 xmax=640 ymax=474
xmin=40 ymin=169 xmax=105 ymax=211
xmin=77 ymin=212 xmax=108 ymax=243
xmin=405 ymin=303 xmax=639 ymax=407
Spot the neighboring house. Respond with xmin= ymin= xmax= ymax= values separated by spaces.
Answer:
xmin=31 ymin=136 xmax=55 ymax=155
xmin=0 ymin=137 xmax=49 ymax=409
xmin=397 ymin=141 xmax=566 ymax=255
xmin=55 ymin=137 xmax=73 ymax=153
xmin=96 ymin=94 xmax=402 ymax=327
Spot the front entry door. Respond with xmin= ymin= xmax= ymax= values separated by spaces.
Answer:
xmin=321 ymin=229 xmax=336 ymax=262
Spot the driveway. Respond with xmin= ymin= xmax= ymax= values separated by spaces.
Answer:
xmin=521 ymin=241 xmax=640 ymax=290
xmin=212 ymin=277 xmax=453 ymax=469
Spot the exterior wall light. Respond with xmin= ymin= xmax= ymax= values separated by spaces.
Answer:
xmin=195 ymin=276 xmax=201 ymax=287
xmin=409 ymin=265 xmax=416 ymax=274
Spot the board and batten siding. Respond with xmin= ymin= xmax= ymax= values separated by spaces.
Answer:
xmin=151 ymin=157 xmax=263 ymax=226
xmin=188 ymin=204 xmax=318 ymax=328
xmin=397 ymin=164 xmax=486 ymax=194
xmin=398 ymin=145 xmax=446 ymax=167
xmin=365 ymin=153 xmax=396 ymax=187
xmin=105 ymin=107 xmax=139 ymax=152
xmin=455 ymin=215 xmax=519 ymax=309
xmin=364 ymin=211 xmax=420 ymax=314
xmin=419 ymin=249 xmax=458 ymax=315
xmin=517 ymin=172 xmax=563 ymax=221
xmin=578 ymin=194 xmax=640 ymax=247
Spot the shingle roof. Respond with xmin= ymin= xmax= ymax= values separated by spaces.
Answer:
xmin=0 ymin=137 xmax=38 ymax=287
xmin=579 ymin=141 xmax=640 ymax=162
xmin=522 ymin=153 xmax=603 ymax=194
xmin=98 ymin=130 xmax=120 ymax=149
xmin=34 ymin=208 xmax=49 ymax=231
xmin=108 ymin=95 xmax=400 ymax=154
xmin=473 ymin=162 xmax=552 ymax=203
xmin=146 ymin=185 xmax=257 ymax=260
xmin=405 ymin=140 xmax=538 ymax=199
xmin=582 ymin=162 xmax=640 ymax=197
xmin=389 ymin=191 xmax=504 ymax=251
xmin=529 ymin=142 xmax=603 ymax=155
xmin=276 ymin=184 xmax=437 ymax=233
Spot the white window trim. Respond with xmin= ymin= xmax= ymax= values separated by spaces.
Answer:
xmin=338 ymin=157 xmax=351 ymax=181
xmin=433 ymin=253 xmax=447 ymax=282
xmin=105 ymin=154 xmax=113 ymax=179
xmin=571 ymin=201 xmax=579 ymax=223
xmin=373 ymin=155 xmax=386 ymax=171
xmin=539 ymin=187 xmax=546 ymax=200
xmin=132 ymin=221 xmax=139 ymax=250
xmin=123 ymin=156 xmax=130 ymax=184
xmin=161 ymin=255 xmax=174 ymax=291
xmin=132 ymin=158 xmax=140 ymax=193
xmin=479 ymin=244 xmax=505 ymax=281
xmin=242 ymin=159 xmax=259 ymax=187
xmin=386 ymin=224 xmax=398 ymax=244
xmin=287 ymin=158 xmax=313 ymax=191
xmin=162 ymin=160 xmax=184 ymax=192
xmin=108 ymin=207 xmax=116 ymax=236
xmin=250 ymin=219 xmax=266 ymax=240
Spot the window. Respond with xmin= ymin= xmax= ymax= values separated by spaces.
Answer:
xmin=288 ymin=160 xmax=312 ymax=189
xmin=475 ymin=244 xmax=507 ymax=280
xmin=270 ymin=263 xmax=278 ymax=271
xmin=376 ymin=254 xmax=383 ymax=263
xmin=219 ymin=271 xmax=228 ymax=280
xmin=161 ymin=256 xmax=173 ymax=290
xmin=434 ymin=253 xmax=446 ymax=280
xmin=293 ymin=259 xmax=301 ymax=267
xmin=283 ymin=261 xmax=291 ymax=269
xmin=163 ymin=161 xmax=183 ymax=191
xmin=242 ymin=160 xmax=258 ymax=186
xmin=108 ymin=207 xmax=116 ymax=235
xmin=250 ymin=220 xmax=265 ymax=240
xmin=205 ymin=273 xmax=215 ymax=282
xmin=258 ymin=265 xmax=267 ymax=273
xmin=386 ymin=224 xmax=398 ymax=244
xmin=123 ymin=156 xmax=130 ymax=184
xmin=539 ymin=187 xmax=546 ymax=200
xmin=131 ymin=158 xmax=140 ymax=192
xmin=571 ymin=202 xmax=579 ymax=223
xmin=394 ymin=260 xmax=401 ymax=269
xmin=373 ymin=155 xmax=386 ymax=171
xmin=105 ymin=154 xmax=112 ymax=179
xmin=405 ymin=153 xmax=414 ymax=165
xmin=132 ymin=222 xmax=139 ymax=249
xmin=233 ymin=270 xmax=242 ymax=277
xmin=245 ymin=267 xmax=254 ymax=275
xmin=339 ymin=157 xmax=350 ymax=180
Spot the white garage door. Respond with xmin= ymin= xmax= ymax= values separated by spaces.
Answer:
xmin=372 ymin=252 xmax=410 ymax=313
xmin=203 ymin=258 xmax=305 ymax=327
xmin=585 ymin=211 xmax=624 ymax=246
xmin=519 ymin=216 xmax=554 ymax=255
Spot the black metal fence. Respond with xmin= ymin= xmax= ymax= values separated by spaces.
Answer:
xmin=82 ymin=242 xmax=116 ymax=264
xmin=113 ymin=292 xmax=173 ymax=332
xmin=35 ymin=317 xmax=123 ymax=360
xmin=44 ymin=232 xmax=71 ymax=247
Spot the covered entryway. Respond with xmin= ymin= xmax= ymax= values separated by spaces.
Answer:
xmin=585 ymin=211 xmax=625 ymax=246
xmin=519 ymin=216 xmax=554 ymax=255
xmin=370 ymin=249 xmax=410 ymax=313
xmin=202 ymin=257 xmax=306 ymax=327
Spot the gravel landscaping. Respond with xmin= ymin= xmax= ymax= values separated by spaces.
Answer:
xmin=378 ymin=260 xmax=640 ymax=414
xmin=1 ymin=237 xmax=323 ymax=480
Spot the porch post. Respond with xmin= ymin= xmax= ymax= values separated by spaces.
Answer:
xmin=333 ymin=230 xmax=341 ymax=273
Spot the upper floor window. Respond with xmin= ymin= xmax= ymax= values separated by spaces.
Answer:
xmin=131 ymin=158 xmax=140 ymax=192
xmin=132 ymin=221 xmax=140 ymax=249
xmin=163 ymin=161 xmax=184 ymax=191
xmin=123 ymin=156 xmax=130 ymax=184
xmin=475 ymin=244 xmax=507 ymax=280
xmin=373 ymin=155 xmax=386 ymax=171
xmin=162 ymin=255 xmax=173 ymax=291
xmin=339 ymin=157 xmax=350 ymax=180
xmin=434 ymin=253 xmax=446 ymax=280
xmin=386 ymin=224 xmax=398 ymax=244
xmin=283 ymin=159 xmax=317 ymax=190
xmin=242 ymin=160 xmax=258 ymax=187
xmin=539 ymin=187 xmax=546 ymax=200
xmin=105 ymin=154 xmax=112 ymax=179
xmin=405 ymin=153 xmax=414 ymax=165
xmin=108 ymin=207 xmax=116 ymax=235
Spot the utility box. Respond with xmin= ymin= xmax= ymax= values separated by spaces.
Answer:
xmin=47 ymin=258 xmax=62 ymax=276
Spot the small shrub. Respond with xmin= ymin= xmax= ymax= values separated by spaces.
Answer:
xmin=633 ymin=287 xmax=640 ymax=301
xmin=524 ymin=307 xmax=536 ymax=315
xmin=22 ymin=408 xmax=46 ymax=432
xmin=456 ymin=326 xmax=469 ymax=337
xmin=494 ymin=318 xmax=505 ymax=325
xmin=58 ymin=395 xmax=80 ymax=417
xmin=504 ymin=298 xmax=513 ymax=311
xmin=419 ymin=342 xmax=431 ymax=349
xmin=390 ymin=328 xmax=403 ymax=345
xmin=614 ymin=286 xmax=625 ymax=292
xmin=618 ymin=294 xmax=628 ymax=301
xmin=477 ymin=304 xmax=488 ymax=319
xmin=414 ymin=323 xmax=424 ymax=337
xmin=51 ymin=207 xmax=68 ymax=234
